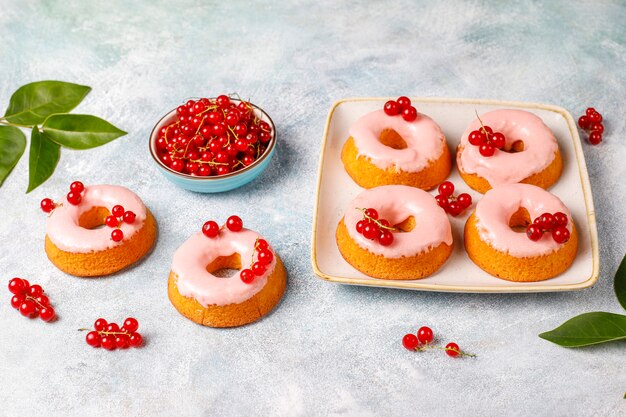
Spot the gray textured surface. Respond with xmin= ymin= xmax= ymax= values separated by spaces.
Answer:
xmin=0 ymin=1 xmax=625 ymax=416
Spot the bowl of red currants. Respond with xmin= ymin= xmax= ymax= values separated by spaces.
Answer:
xmin=149 ymin=94 xmax=276 ymax=192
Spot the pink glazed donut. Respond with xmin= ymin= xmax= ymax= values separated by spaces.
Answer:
xmin=336 ymin=185 xmax=453 ymax=280
xmin=457 ymin=109 xmax=563 ymax=193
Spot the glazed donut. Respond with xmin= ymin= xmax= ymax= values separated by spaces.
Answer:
xmin=341 ymin=109 xmax=451 ymax=190
xmin=168 ymin=227 xmax=286 ymax=327
xmin=44 ymin=184 xmax=157 ymax=277
xmin=464 ymin=183 xmax=578 ymax=282
xmin=457 ymin=109 xmax=563 ymax=193
xmin=336 ymin=185 xmax=453 ymax=280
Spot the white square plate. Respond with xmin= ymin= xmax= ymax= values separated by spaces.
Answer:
xmin=311 ymin=97 xmax=599 ymax=293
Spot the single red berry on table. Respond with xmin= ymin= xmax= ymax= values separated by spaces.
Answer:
xmin=457 ymin=193 xmax=472 ymax=209
xmin=39 ymin=307 xmax=55 ymax=322
xmin=40 ymin=198 xmax=55 ymax=213
xmin=226 ymin=215 xmax=243 ymax=232
xmin=526 ymin=224 xmax=543 ymax=241
xmin=588 ymin=131 xmax=602 ymax=145
xmin=417 ymin=326 xmax=434 ymax=344
xmin=67 ymin=191 xmax=81 ymax=205
xmin=402 ymin=333 xmax=419 ymax=350
xmin=384 ymin=100 xmax=400 ymax=116
xmin=129 ymin=332 xmax=143 ymax=347
xmin=552 ymin=226 xmax=570 ymax=244
xmin=445 ymin=342 xmax=461 ymax=357
xmin=70 ymin=181 xmax=84 ymax=193
xmin=438 ymin=181 xmax=455 ymax=197
xmin=202 ymin=220 xmax=220 ymax=238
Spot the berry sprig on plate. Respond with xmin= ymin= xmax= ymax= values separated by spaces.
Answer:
xmin=526 ymin=212 xmax=570 ymax=243
xmin=383 ymin=96 xmax=418 ymax=122
xmin=355 ymin=208 xmax=396 ymax=246
xmin=8 ymin=278 xmax=56 ymax=322
xmin=402 ymin=326 xmax=475 ymax=358
xmin=468 ymin=111 xmax=507 ymax=157
xmin=155 ymin=95 xmax=272 ymax=176
xmin=577 ymin=107 xmax=604 ymax=145
xmin=435 ymin=181 xmax=472 ymax=216
xmin=82 ymin=317 xmax=143 ymax=350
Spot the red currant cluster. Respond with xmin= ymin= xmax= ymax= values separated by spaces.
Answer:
xmin=8 ymin=278 xmax=56 ymax=322
xmin=402 ymin=326 xmax=475 ymax=358
xmin=240 ymin=238 xmax=274 ymax=284
xmin=106 ymin=204 xmax=136 ymax=242
xmin=468 ymin=115 xmax=506 ymax=157
xmin=40 ymin=181 xmax=85 ymax=213
xmin=83 ymin=317 xmax=142 ymax=350
xmin=355 ymin=208 xmax=395 ymax=246
xmin=435 ymin=181 xmax=472 ymax=216
xmin=383 ymin=96 xmax=418 ymax=122
xmin=155 ymin=95 xmax=272 ymax=176
xmin=577 ymin=107 xmax=604 ymax=145
xmin=202 ymin=215 xmax=243 ymax=238
xmin=526 ymin=212 xmax=570 ymax=243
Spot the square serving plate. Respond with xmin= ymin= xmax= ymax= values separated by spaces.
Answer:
xmin=311 ymin=97 xmax=599 ymax=293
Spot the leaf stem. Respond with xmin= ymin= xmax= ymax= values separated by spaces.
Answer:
xmin=0 ymin=118 xmax=37 ymax=130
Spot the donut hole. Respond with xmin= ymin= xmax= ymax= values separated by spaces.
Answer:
xmin=393 ymin=216 xmax=416 ymax=233
xmin=206 ymin=253 xmax=242 ymax=279
xmin=78 ymin=207 xmax=111 ymax=230
xmin=508 ymin=207 xmax=532 ymax=233
xmin=378 ymin=129 xmax=408 ymax=150
xmin=502 ymin=140 xmax=525 ymax=153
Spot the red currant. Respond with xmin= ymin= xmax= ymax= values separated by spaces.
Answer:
xmin=11 ymin=294 xmax=25 ymax=309
xmin=553 ymin=212 xmax=568 ymax=227
xmin=27 ymin=284 xmax=43 ymax=297
xmin=457 ymin=193 xmax=472 ymax=209
xmin=396 ymin=96 xmax=411 ymax=110
xmin=115 ymin=335 xmax=130 ymax=349
xmin=588 ymin=131 xmax=602 ymax=145
xmin=101 ymin=336 xmax=116 ymax=350
xmin=438 ymin=181 xmax=454 ymax=197
xmin=435 ymin=194 xmax=449 ymax=210
xmin=258 ymin=249 xmax=274 ymax=265
xmin=216 ymin=95 xmax=230 ymax=108
xmin=240 ymin=269 xmax=255 ymax=284
xmin=94 ymin=318 xmax=108 ymax=331
xmin=112 ymin=205 xmax=125 ymax=217
xmin=585 ymin=107 xmax=596 ymax=116
xmin=468 ymin=130 xmax=486 ymax=145
xmin=123 ymin=211 xmax=136 ymax=224
xmin=447 ymin=201 xmax=463 ymax=216
xmin=129 ymin=332 xmax=143 ymax=347
xmin=252 ymin=262 xmax=266 ymax=276
xmin=491 ymin=132 xmax=506 ymax=148
xmin=479 ymin=144 xmax=496 ymax=157
xmin=526 ymin=224 xmax=543 ymax=241
xmin=67 ymin=191 xmax=82 ymax=205
xmin=257 ymin=239 xmax=269 ymax=250
xmin=70 ymin=181 xmax=84 ymax=193
xmin=402 ymin=333 xmax=419 ymax=350
xmin=364 ymin=208 xmax=378 ymax=220
xmin=378 ymin=230 xmax=394 ymax=246
xmin=538 ymin=213 xmax=555 ymax=229
xmin=552 ymin=226 xmax=570 ymax=244
xmin=105 ymin=215 xmax=119 ymax=228
xmin=417 ymin=326 xmax=434 ymax=344
xmin=123 ymin=317 xmax=139 ymax=333
xmin=39 ymin=307 xmax=55 ymax=322
xmin=226 ymin=215 xmax=243 ymax=232
xmin=384 ymin=100 xmax=400 ymax=116
xmin=362 ymin=222 xmax=380 ymax=240
xmin=86 ymin=331 xmax=102 ymax=347
xmin=590 ymin=123 xmax=604 ymax=134
xmin=8 ymin=277 xmax=26 ymax=295
xmin=445 ymin=342 xmax=460 ymax=357
xmin=356 ymin=219 xmax=367 ymax=234
xmin=578 ymin=115 xmax=590 ymax=130
xmin=111 ymin=229 xmax=124 ymax=242
xmin=202 ymin=220 xmax=220 ymax=238
xmin=19 ymin=300 xmax=36 ymax=317
xmin=588 ymin=111 xmax=602 ymax=123
xmin=40 ymin=198 xmax=55 ymax=213
xmin=35 ymin=294 xmax=49 ymax=306
xmin=401 ymin=106 xmax=418 ymax=122
xmin=106 ymin=323 xmax=120 ymax=333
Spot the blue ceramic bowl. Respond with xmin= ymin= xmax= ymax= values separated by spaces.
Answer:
xmin=149 ymin=99 xmax=276 ymax=193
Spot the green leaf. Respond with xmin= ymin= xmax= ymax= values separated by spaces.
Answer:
xmin=42 ymin=114 xmax=126 ymax=149
xmin=539 ymin=312 xmax=626 ymax=347
xmin=0 ymin=126 xmax=27 ymax=187
xmin=4 ymin=81 xmax=91 ymax=125
xmin=27 ymin=128 xmax=60 ymax=193
xmin=615 ymin=254 xmax=626 ymax=311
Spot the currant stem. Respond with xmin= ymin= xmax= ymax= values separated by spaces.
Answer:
xmin=474 ymin=110 xmax=492 ymax=140
xmin=356 ymin=208 xmax=397 ymax=231
xmin=414 ymin=343 xmax=477 ymax=357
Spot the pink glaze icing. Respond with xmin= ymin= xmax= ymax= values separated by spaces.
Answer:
xmin=46 ymin=185 xmax=147 ymax=253
xmin=343 ymin=185 xmax=452 ymax=258
xmin=457 ymin=109 xmax=558 ymax=186
xmin=474 ymin=183 xmax=574 ymax=257
xmin=171 ymin=228 xmax=276 ymax=307
xmin=349 ymin=109 xmax=447 ymax=172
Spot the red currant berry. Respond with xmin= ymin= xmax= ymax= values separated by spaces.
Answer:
xmin=435 ymin=194 xmax=449 ymax=210
xmin=106 ymin=323 xmax=120 ymax=333
xmin=11 ymin=294 xmax=25 ymax=309
xmin=123 ymin=211 xmax=136 ymax=224
xmin=553 ymin=212 xmax=568 ymax=227
xmin=216 ymin=165 xmax=231 ymax=176
xmin=479 ymin=144 xmax=496 ymax=157
xmin=70 ymin=181 xmax=84 ymax=193
xmin=384 ymin=100 xmax=400 ymax=116
xmin=19 ymin=300 xmax=36 ymax=317
xmin=123 ymin=317 xmax=139 ymax=333
xmin=202 ymin=220 xmax=220 ymax=238
xmin=588 ymin=131 xmax=602 ymax=145
xmin=396 ymin=96 xmax=411 ymax=110
xmin=129 ymin=332 xmax=143 ymax=347
xmin=215 ymin=151 xmax=229 ymax=163
xmin=235 ymin=138 xmax=249 ymax=152
xmin=362 ymin=222 xmax=380 ymax=240
xmin=115 ymin=335 xmax=130 ymax=349
xmin=216 ymin=95 xmax=230 ymax=108
xmin=379 ymin=219 xmax=390 ymax=227
xmin=417 ymin=326 xmax=434 ymax=344
xmin=364 ymin=208 xmax=379 ymax=220
xmin=491 ymin=132 xmax=506 ymax=148
xmin=240 ymin=269 xmax=255 ymax=284
xmin=468 ymin=130 xmax=486 ymax=146
xmin=378 ymin=230 xmax=394 ymax=246
xmin=401 ymin=106 xmax=418 ymax=122
xmin=590 ymin=123 xmax=604 ymax=134
xmin=578 ymin=115 xmax=590 ymax=130
xmin=105 ymin=215 xmax=119 ymax=228
xmin=258 ymin=249 xmax=274 ymax=265
xmin=8 ymin=277 xmax=26 ymax=295
xmin=585 ymin=107 xmax=596 ymax=116
xmin=445 ymin=342 xmax=461 ymax=357
xmin=35 ymin=294 xmax=49 ymax=306
xmin=402 ymin=333 xmax=419 ymax=350
xmin=94 ymin=318 xmax=108 ymax=331
xmin=111 ymin=205 xmax=125 ymax=217
xmin=198 ymin=166 xmax=211 ymax=176
xmin=176 ymin=105 xmax=188 ymax=117
xmin=438 ymin=181 xmax=455 ymax=197
xmin=226 ymin=215 xmax=243 ymax=232
xmin=39 ymin=307 xmax=55 ymax=322
xmin=447 ymin=201 xmax=463 ymax=216
xmin=67 ymin=191 xmax=82 ymax=205
xmin=86 ymin=331 xmax=102 ymax=347
xmin=588 ymin=111 xmax=602 ymax=123
xmin=538 ymin=213 xmax=555 ymax=230
xmin=27 ymin=284 xmax=43 ymax=297
xmin=101 ymin=336 xmax=116 ymax=350
xmin=526 ymin=224 xmax=543 ymax=241
xmin=171 ymin=159 xmax=184 ymax=172
xmin=252 ymin=262 xmax=266 ymax=276
xmin=480 ymin=126 xmax=493 ymax=135
xmin=457 ymin=193 xmax=472 ymax=209
xmin=552 ymin=226 xmax=570 ymax=244
xmin=242 ymin=155 xmax=255 ymax=166
xmin=40 ymin=198 xmax=55 ymax=213
xmin=111 ymin=229 xmax=124 ymax=242
xmin=356 ymin=219 xmax=367 ymax=234
xmin=257 ymin=239 xmax=269 ymax=250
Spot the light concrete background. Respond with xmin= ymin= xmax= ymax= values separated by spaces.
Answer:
xmin=0 ymin=1 xmax=624 ymax=416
